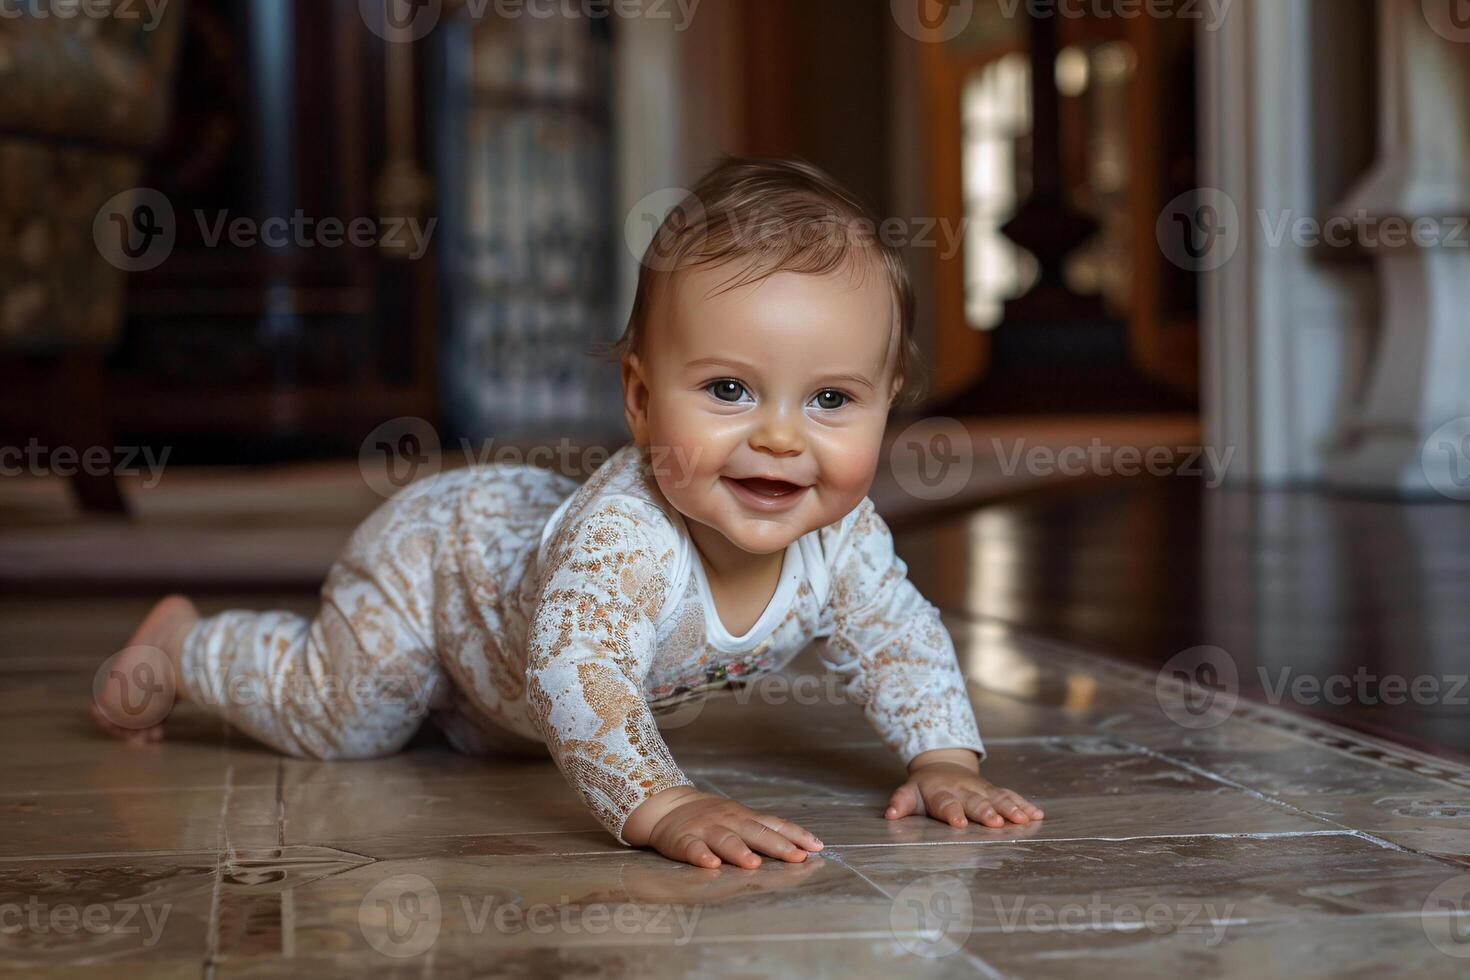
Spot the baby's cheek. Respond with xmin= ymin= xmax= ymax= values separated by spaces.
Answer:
xmin=816 ymin=436 xmax=883 ymax=509
xmin=646 ymin=412 xmax=728 ymax=503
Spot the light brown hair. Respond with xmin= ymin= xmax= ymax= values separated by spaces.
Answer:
xmin=613 ymin=156 xmax=920 ymax=402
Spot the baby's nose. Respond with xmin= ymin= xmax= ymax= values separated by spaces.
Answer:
xmin=750 ymin=412 xmax=805 ymax=456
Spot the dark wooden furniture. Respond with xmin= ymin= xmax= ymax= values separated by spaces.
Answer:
xmin=108 ymin=0 xmax=437 ymax=458
xmin=0 ymin=0 xmax=187 ymax=512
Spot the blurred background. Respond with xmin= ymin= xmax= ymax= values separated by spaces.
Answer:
xmin=2 ymin=0 xmax=1467 ymax=756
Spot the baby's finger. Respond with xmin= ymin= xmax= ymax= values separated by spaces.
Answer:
xmin=754 ymin=814 xmax=824 ymax=851
xmin=990 ymin=794 xmax=1032 ymax=825
xmin=675 ymin=833 xmax=722 ymax=869
xmin=740 ymin=819 xmax=808 ymax=863
xmin=927 ymin=790 xmax=968 ymax=827
xmin=709 ymin=828 xmax=762 ymax=869
xmin=1005 ymin=791 xmax=1046 ymax=821
xmin=885 ymin=784 xmax=921 ymax=820
xmin=963 ymin=793 xmax=1005 ymax=828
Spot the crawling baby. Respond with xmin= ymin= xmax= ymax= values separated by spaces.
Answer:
xmin=94 ymin=156 xmax=1043 ymax=868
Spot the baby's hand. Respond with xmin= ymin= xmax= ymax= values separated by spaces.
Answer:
xmin=886 ymin=750 xmax=1045 ymax=829
xmin=624 ymin=786 xmax=824 ymax=869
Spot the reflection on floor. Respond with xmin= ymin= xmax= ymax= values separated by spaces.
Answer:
xmin=905 ymin=479 xmax=1470 ymax=760
xmin=2 ymin=594 xmax=1468 ymax=976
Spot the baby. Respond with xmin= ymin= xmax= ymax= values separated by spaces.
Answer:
xmin=94 ymin=157 xmax=1043 ymax=869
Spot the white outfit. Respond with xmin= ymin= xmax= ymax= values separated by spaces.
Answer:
xmin=181 ymin=445 xmax=986 ymax=845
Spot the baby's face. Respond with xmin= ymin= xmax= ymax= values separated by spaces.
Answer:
xmin=624 ymin=258 xmax=896 ymax=556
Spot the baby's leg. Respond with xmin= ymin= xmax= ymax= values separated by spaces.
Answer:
xmin=179 ymin=569 xmax=447 ymax=761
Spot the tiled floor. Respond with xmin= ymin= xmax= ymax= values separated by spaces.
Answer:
xmin=904 ymin=480 xmax=1470 ymax=757
xmin=3 ymin=598 xmax=1469 ymax=977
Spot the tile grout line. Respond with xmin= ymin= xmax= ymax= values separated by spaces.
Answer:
xmin=819 ymin=849 xmax=1012 ymax=979
xmin=0 ymin=830 xmax=1367 ymax=865
xmin=823 ymin=829 xmax=1357 ymax=850
xmin=0 ymin=849 xmax=221 ymax=863
xmin=816 ymin=847 xmax=892 ymax=896
xmin=962 ymin=908 xmax=1470 ymax=936
xmin=0 ymin=781 xmax=281 ymax=799
xmin=952 ymin=610 xmax=1470 ymax=790
xmin=274 ymin=754 xmax=299 ymax=960
xmin=275 ymin=758 xmax=285 ymax=848
xmin=0 ymin=828 xmax=1375 ymax=863
xmin=281 ymin=887 xmax=296 ymax=959
xmin=1116 ymin=739 xmax=1448 ymax=863
xmin=345 ymin=830 xmax=1364 ymax=862
xmin=203 ymin=763 xmax=233 ymax=979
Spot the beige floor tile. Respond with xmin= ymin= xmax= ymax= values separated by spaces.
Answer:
xmin=965 ymin=914 xmax=1470 ymax=980
xmin=324 ymin=831 xmax=628 ymax=861
xmin=0 ymin=789 xmax=230 ymax=859
xmin=1278 ymin=795 xmax=1470 ymax=865
xmin=686 ymin=739 xmax=1334 ymax=846
xmin=0 ymin=707 xmax=279 ymax=796
xmin=834 ymin=833 xmax=1460 ymax=929
xmin=0 ymin=963 xmax=204 ymax=979
xmin=1160 ymin=740 xmax=1470 ymax=801
xmin=940 ymin=618 xmax=1209 ymax=741
xmin=210 ymin=850 xmax=889 ymax=965
xmin=209 ymin=937 xmax=985 ymax=979
xmin=214 ymin=846 xmax=379 ymax=959
xmin=1136 ymin=741 xmax=1470 ymax=864
xmin=0 ymin=781 xmax=278 ymax=859
xmin=280 ymin=754 xmax=723 ymax=846
xmin=0 ymin=852 xmax=216 ymax=971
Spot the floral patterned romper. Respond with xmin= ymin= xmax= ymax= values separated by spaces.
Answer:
xmin=180 ymin=445 xmax=986 ymax=844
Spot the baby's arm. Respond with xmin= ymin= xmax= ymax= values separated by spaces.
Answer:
xmin=822 ymin=500 xmax=1044 ymax=829
xmin=524 ymin=501 xmax=822 ymax=867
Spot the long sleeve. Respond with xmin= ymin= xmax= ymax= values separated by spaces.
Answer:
xmin=523 ymin=499 xmax=696 ymax=845
xmin=819 ymin=499 xmax=986 ymax=765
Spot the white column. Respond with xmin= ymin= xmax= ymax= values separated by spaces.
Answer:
xmin=1322 ymin=0 xmax=1470 ymax=496
xmin=612 ymin=17 xmax=684 ymax=327
xmin=611 ymin=4 xmax=742 ymax=329
xmin=1200 ymin=0 xmax=1377 ymax=486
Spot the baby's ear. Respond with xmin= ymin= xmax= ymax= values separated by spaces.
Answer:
xmin=621 ymin=352 xmax=652 ymax=446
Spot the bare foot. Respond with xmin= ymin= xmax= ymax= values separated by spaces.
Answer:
xmin=92 ymin=594 xmax=199 ymax=743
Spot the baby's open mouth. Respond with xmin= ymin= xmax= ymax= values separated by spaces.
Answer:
xmin=728 ymin=477 xmax=806 ymax=498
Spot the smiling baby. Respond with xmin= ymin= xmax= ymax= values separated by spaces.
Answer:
xmin=94 ymin=156 xmax=1043 ymax=868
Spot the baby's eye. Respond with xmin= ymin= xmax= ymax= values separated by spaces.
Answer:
xmin=708 ymin=379 xmax=750 ymax=403
xmin=810 ymin=389 xmax=850 ymax=410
